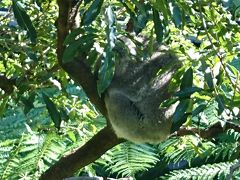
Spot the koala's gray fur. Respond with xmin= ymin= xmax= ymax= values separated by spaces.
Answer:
xmin=104 ymin=44 xmax=181 ymax=143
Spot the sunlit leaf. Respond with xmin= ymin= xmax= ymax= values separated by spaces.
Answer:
xmin=12 ymin=0 xmax=37 ymax=43
xmin=97 ymin=6 xmax=116 ymax=95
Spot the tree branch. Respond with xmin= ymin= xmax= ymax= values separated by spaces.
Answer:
xmin=56 ymin=0 xmax=107 ymax=116
xmin=40 ymin=127 xmax=123 ymax=180
xmin=175 ymin=121 xmax=240 ymax=139
xmin=39 ymin=1 xmax=119 ymax=179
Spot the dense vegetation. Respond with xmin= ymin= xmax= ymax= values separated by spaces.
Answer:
xmin=0 ymin=0 xmax=240 ymax=179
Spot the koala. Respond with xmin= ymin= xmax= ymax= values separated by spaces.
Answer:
xmin=104 ymin=42 xmax=181 ymax=143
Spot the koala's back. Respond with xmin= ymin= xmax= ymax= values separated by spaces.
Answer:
xmin=104 ymin=52 xmax=180 ymax=143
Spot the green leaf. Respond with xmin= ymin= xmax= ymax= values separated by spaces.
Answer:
xmin=82 ymin=0 xmax=104 ymax=26
xmin=84 ymin=0 xmax=93 ymax=5
xmin=63 ymin=34 xmax=96 ymax=63
xmin=192 ymin=104 xmax=207 ymax=116
xmin=180 ymin=67 xmax=193 ymax=90
xmin=205 ymin=72 xmax=214 ymax=90
xmin=97 ymin=6 xmax=116 ymax=95
xmin=175 ymin=87 xmax=203 ymax=98
xmin=67 ymin=130 xmax=76 ymax=142
xmin=152 ymin=0 xmax=169 ymax=21
xmin=172 ymin=4 xmax=182 ymax=27
xmin=171 ymin=99 xmax=191 ymax=133
xmin=97 ymin=54 xmax=115 ymax=96
xmin=42 ymin=93 xmax=61 ymax=129
xmin=64 ymin=28 xmax=84 ymax=45
xmin=12 ymin=0 xmax=37 ymax=43
xmin=229 ymin=57 xmax=240 ymax=71
xmin=215 ymin=94 xmax=225 ymax=115
xmin=21 ymin=96 xmax=34 ymax=114
xmin=152 ymin=8 xmax=163 ymax=43
xmin=160 ymin=97 xmax=178 ymax=108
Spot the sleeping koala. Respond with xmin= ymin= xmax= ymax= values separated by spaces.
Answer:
xmin=104 ymin=41 xmax=180 ymax=143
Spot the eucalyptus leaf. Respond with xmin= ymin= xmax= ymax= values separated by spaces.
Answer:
xmin=64 ymin=28 xmax=84 ymax=45
xmin=205 ymin=72 xmax=214 ymax=90
xmin=192 ymin=104 xmax=207 ymax=116
xmin=172 ymin=4 xmax=182 ymax=27
xmin=63 ymin=34 xmax=96 ymax=63
xmin=82 ymin=0 xmax=104 ymax=26
xmin=97 ymin=6 xmax=116 ymax=95
xmin=152 ymin=0 xmax=169 ymax=21
xmin=152 ymin=8 xmax=163 ymax=43
xmin=21 ymin=97 xmax=34 ymax=115
xmin=171 ymin=99 xmax=191 ymax=133
xmin=175 ymin=87 xmax=203 ymax=98
xmin=160 ymin=97 xmax=178 ymax=108
xmin=215 ymin=94 xmax=225 ymax=115
xmin=180 ymin=67 xmax=193 ymax=90
xmin=12 ymin=0 xmax=37 ymax=43
xmin=42 ymin=93 xmax=61 ymax=130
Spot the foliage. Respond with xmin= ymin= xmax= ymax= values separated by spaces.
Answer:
xmin=0 ymin=0 xmax=240 ymax=179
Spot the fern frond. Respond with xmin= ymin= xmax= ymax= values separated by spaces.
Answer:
xmin=160 ymin=161 xmax=237 ymax=180
xmin=105 ymin=142 xmax=159 ymax=177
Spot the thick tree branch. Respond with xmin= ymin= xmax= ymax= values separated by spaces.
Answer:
xmin=40 ymin=127 xmax=123 ymax=180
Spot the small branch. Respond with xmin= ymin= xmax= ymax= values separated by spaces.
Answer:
xmin=39 ymin=127 xmax=123 ymax=180
xmin=56 ymin=0 xmax=71 ymax=64
xmin=175 ymin=121 xmax=240 ymax=139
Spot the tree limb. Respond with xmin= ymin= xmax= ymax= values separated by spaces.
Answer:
xmin=40 ymin=127 xmax=123 ymax=180
xmin=39 ymin=1 xmax=120 ymax=179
